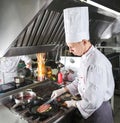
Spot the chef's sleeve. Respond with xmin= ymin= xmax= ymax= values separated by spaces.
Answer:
xmin=66 ymin=78 xmax=79 ymax=96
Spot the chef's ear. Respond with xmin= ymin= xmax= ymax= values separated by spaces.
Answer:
xmin=82 ymin=39 xmax=89 ymax=45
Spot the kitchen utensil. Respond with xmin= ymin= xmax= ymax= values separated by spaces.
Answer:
xmin=13 ymin=89 xmax=36 ymax=105
xmin=29 ymin=99 xmax=59 ymax=116
xmin=33 ymin=97 xmax=55 ymax=114
xmin=43 ymin=97 xmax=54 ymax=105
xmin=23 ymin=89 xmax=36 ymax=103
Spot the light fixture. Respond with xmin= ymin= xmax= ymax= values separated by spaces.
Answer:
xmin=80 ymin=0 xmax=120 ymax=16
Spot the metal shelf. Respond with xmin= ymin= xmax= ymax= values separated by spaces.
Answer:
xmin=96 ymin=46 xmax=120 ymax=52
xmin=96 ymin=46 xmax=120 ymax=48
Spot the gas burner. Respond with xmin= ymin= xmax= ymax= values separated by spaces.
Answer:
xmin=4 ymin=82 xmax=77 ymax=123
xmin=24 ymin=111 xmax=33 ymax=117
xmin=24 ymin=111 xmax=50 ymax=122
xmin=31 ymin=114 xmax=39 ymax=120
xmin=38 ymin=114 xmax=49 ymax=121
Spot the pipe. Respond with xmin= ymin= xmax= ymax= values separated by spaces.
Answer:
xmin=80 ymin=0 xmax=120 ymax=16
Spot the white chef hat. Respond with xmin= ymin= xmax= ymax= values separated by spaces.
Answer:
xmin=63 ymin=7 xmax=89 ymax=43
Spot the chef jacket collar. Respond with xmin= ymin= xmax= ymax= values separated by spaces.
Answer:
xmin=81 ymin=45 xmax=95 ymax=65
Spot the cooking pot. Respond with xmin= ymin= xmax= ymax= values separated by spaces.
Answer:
xmin=13 ymin=89 xmax=36 ymax=105
xmin=14 ymin=76 xmax=25 ymax=84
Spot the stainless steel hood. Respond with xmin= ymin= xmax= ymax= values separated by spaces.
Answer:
xmin=1 ymin=0 xmax=120 ymax=57
xmin=0 ymin=0 xmax=53 ymax=57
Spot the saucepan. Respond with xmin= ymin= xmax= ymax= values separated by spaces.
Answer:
xmin=13 ymin=89 xmax=37 ymax=105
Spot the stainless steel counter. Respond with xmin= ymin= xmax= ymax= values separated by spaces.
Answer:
xmin=0 ymin=105 xmax=27 ymax=123
xmin=0 ymin=80 xmax=82 ymax=123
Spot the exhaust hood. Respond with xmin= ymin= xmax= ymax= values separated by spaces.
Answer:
xmin=0 ymin=0 xmax=53 ymax=57
xmin=1 ymin=0 xmax=120 ymax=57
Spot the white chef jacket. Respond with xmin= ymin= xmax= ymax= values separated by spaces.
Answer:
xmin=0 ymin=56 xmax=31 ymax=84
xmin=66 ymin=45 xmax=115 ymax=119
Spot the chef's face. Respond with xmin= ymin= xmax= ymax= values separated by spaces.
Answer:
xmin=67 ymin=41 xmax=85 ymax=56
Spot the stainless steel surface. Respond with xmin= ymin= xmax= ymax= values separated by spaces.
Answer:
xmin=0 ymin=105 xmax=28 ymax=123
xmin=13 ymin=89 xmax=36 ymax=104
xmin=0 ymin=0 xmax=53 ymax=57
xmin=0 ymin=80 xmax=48 ymax=102
xmin=1 ymin=81 xmax=76 ymax=123
xmin=1 ymin=0 xmax=120 ymax=57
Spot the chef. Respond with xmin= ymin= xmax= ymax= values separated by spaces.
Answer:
xmin=51 ymin=7 xmax=114 ymax=123
xmin=0 ymin=55 xmax=31 ymax=84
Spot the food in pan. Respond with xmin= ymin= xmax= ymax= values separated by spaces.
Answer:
xmin=24 ymin=94 xmax=33 ymax=100
xmin=37 ymin=104 xmax=52 ymax=113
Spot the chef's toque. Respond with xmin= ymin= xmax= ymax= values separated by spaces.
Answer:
xmin=63 ymin=7 xmax=89 ymax=43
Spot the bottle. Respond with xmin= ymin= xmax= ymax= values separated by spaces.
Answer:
xmin=57 ymin=71 xmax=63 ymax=84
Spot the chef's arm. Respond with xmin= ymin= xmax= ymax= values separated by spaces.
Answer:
xmin=66 ymin=80 xmax=79 ymax=96
xmin=51 ymin=80 xmax=79 ymax=99
xmin=64 ymin=86 xmax=70 ymax=93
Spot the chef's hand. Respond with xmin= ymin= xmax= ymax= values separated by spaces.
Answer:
xmin=65 ymin=100 xmax=77 ymax=108
xmin=51 ymin=88 xmax=66 ymax=99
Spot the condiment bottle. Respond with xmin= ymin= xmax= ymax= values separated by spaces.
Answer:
xmin=57 ymin=71 xmax=63 ymax=84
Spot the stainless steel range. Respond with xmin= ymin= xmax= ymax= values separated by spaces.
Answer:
xmin=3 ymin=81 xmax=79 ymax=123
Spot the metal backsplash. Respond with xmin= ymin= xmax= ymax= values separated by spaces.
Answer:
xmin=5 ymin=9 xmax=64 ymax=56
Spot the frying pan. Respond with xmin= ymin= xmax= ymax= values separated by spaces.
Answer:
xmin=29 ymin=99 xmax=60 ymax=116
xmin=29 ymin=103 xmax=52 ymax=115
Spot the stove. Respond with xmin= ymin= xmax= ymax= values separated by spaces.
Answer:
xmin=3 ymin=81 xmax=76 ymax=123
xmin=6 ymin=96 xmax=71 ymax=123
xmin=11 ymin=100 xmax=64 ymax=123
